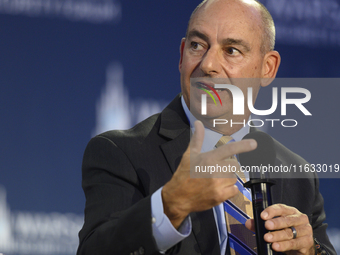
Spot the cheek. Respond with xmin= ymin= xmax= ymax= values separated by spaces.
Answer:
xmin=247 ymin=62 xmax=259 ymax=75
xmin=182 ymin=51 xmax=203 ymax=75
xmin=251 ymin=68 xmax=257 ymax=77
xmin=239 ymin=56 xmax=264 ymax=77
xmin=180 ymin=57 xmax=194 ymax=75
xmin=253 ymin=65 xmax=261 ymax=75
xmin=222 ymin=60 xmax=246 ymax=76
xmin=240 ymin=65 xmax=261 ymax=78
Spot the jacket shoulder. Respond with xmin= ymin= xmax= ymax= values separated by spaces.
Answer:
xmin=273 ymin=137 xmax=309 ymax=166
xmin=96 ymin=113 xmax=161 ymax=144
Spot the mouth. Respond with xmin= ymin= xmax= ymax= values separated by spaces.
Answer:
xmin=194 ymin=81 xmax=228 ymax=93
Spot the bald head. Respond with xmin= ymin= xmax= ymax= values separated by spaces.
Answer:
xmin=186 ymin=0 xmax=275 ymax=54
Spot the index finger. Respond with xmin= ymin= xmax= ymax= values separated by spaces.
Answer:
xmin=190 ymin=120 xmax=205 ymax=155
xmin=261 ymin=204 xmax=298 ymax=220
xmin=207 ymin=139 xmax=257 ymax=161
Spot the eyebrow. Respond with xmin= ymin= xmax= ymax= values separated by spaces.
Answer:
xmin=187 ymin=29 xmax=210 ymax=43
xmin=187 ymin=29 xmax=251 ymax=52
xmin=222 ymin=38 xmax=251 ymax=52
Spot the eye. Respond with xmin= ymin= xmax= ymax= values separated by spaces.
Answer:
xmin=225 ymin=47 xmax=241 ymax=55
xmin=190 ymin=41 xmax=204 ymax=51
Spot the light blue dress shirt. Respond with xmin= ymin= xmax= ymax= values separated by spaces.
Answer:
xmin=151 ymin=96 xmax=250 ymax=254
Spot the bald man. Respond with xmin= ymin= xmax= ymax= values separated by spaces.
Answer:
xmin=77 ymin=1 xmax=335 ymax=254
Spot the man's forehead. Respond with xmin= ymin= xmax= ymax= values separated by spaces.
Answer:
xmin=191 ymin=0 xmax=261 ymax=25
xmin=188 ymin=0 xmax=262 ymax=39
xmin=199 ymin=0 xmax=260 ymax=10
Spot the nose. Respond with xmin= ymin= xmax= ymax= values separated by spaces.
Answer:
xmin=200 ymin=47 xmax=222 ymax=76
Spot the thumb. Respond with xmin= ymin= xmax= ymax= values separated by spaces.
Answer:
xmin=190 ymin=120 xmax=205 ymax=155
xmin=245 ymin=219 xmax=255 ymax=232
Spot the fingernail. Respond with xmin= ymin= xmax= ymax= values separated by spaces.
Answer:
xmin=273 ymin=243 xmax=280 ymax=250
xmin=267 ymin=220 xmax=274 ymax=229
xmin=250 ymin=140 xmax=257 ymax=149
xmin=266 ymin=233 xmax=273 ymax=241
xmin=262 ymin=211 xmax=268 ymax=219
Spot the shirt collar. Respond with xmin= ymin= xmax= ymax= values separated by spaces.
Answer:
xmin=181 ymin=96 xmax=249 ymax=152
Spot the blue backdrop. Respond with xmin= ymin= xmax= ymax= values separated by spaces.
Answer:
xmin=0 ymin=0 xmax=339 ymax=254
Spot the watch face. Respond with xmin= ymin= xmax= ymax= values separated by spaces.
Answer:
xmin=314 ymin=238 xmax=326 ymax=255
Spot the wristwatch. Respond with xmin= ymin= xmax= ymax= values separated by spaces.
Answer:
xmin=314 ymin=238 xmax=329 ymax=255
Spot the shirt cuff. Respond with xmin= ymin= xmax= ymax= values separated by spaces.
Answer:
xmin=151 ymin=187 xmax=192 ymax=252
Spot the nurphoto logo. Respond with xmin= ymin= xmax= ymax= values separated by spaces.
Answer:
xmin=192 ymin=79 xmax=312 ymax=128
xmin=200 ymin=84 xmax=311 ymax=116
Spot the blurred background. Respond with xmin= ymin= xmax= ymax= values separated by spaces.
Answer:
xmin=0 ymin=0 xmax=339 ymax=254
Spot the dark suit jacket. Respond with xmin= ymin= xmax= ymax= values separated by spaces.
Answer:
xmin=77 ymin=94 xmax=335 ymax=255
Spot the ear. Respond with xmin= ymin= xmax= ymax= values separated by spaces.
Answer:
xmin=179 ymin=38 xmax=186 ymax=72
xmin=261 ymin=50 xmax=281 ymax=87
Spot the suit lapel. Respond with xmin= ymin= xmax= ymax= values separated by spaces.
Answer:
xmin=159 ymin=94 xmax=190 ymax=174
xmin=160 ymin=132 xmax=190 ymax=174
xmin=191 ymin=210 xmax=220 ymax=255
xmin=158 ymin=95 xmax=220 ymax=254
